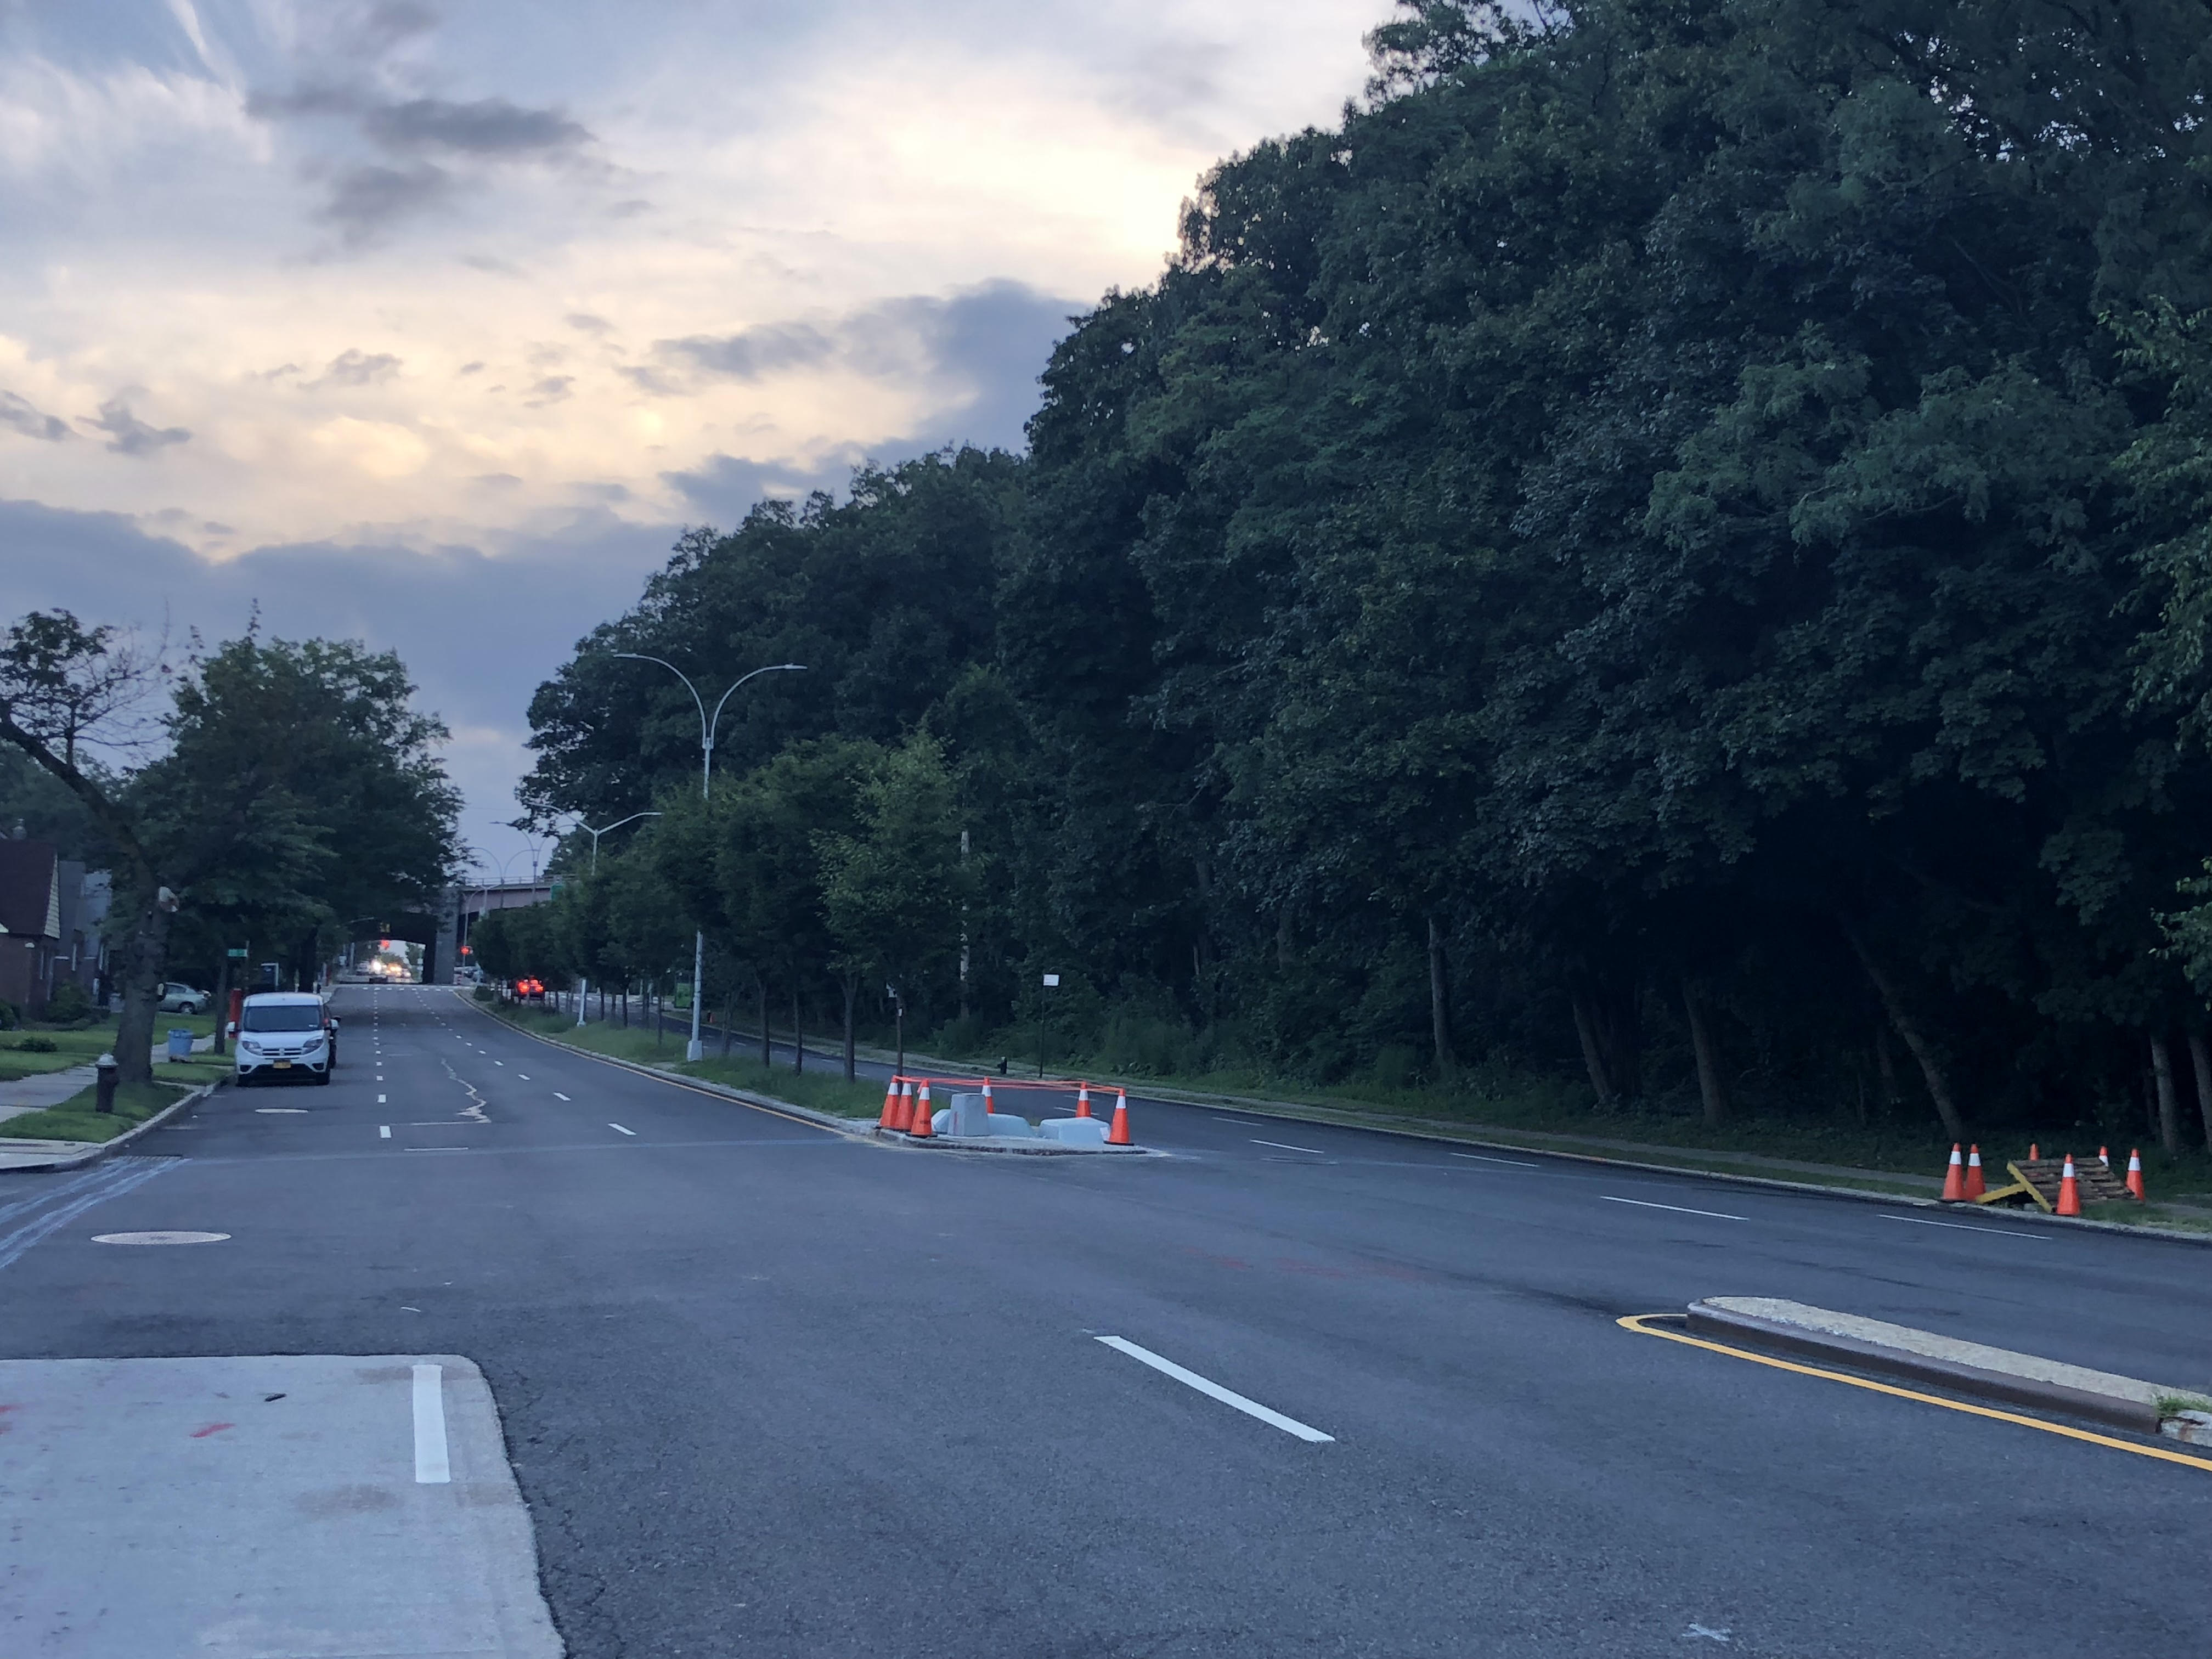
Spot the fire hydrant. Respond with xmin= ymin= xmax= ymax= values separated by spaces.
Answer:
xmin=94 ymin=1052 xmax=118 ymax=1115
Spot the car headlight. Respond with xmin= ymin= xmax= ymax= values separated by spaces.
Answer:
xmin=238 ymin=1040 xmax=261 ymax=1056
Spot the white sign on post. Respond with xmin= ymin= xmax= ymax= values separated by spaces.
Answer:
xmin=1042 ymin=973 xmax=1060 ymax=988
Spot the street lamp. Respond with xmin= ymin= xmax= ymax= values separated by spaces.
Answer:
xmin=613 ymin=654 xmax=805 ymax=1059
xmin=569 ymin=810 xmax=663 ymax=874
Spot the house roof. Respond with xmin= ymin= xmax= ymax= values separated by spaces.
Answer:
xmin=0 ymin=838 xmax=60 ymax=940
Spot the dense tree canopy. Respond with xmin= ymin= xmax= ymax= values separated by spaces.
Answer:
xmin=521 ymin=0 xmax=2212 ymax=1151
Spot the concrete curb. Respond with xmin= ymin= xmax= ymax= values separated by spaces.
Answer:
xmin=872 ymin=1127 xmax=1157 ymax=1158
xmin=1682 ymin=1297 xmax=2194 ymax=1434
xmin=0 ymin=1076 xmax=224 ymax=1173
xmin=452 ymin=993 xmax=876 ymax=1141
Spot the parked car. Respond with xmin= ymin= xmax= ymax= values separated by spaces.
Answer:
xmin=157 ymin=981 xmax=212 ymax=1014
xmin=230 ymin=992 xmax=339 ymax=1086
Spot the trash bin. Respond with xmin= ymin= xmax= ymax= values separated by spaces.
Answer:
xmin=166 ymin=1028 xmax=194 ymax=1061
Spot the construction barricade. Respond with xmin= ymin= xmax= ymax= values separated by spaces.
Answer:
xmin=876 ymin=1075 xmax=1137 ymax=1150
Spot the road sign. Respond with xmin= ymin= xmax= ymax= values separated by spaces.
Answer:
xmin=1042 ymin=973 xmax=1060 ymax=987
xmin=225 ymin=948 xmax=248 ymax=958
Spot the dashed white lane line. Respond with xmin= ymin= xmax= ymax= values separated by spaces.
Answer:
xmin=1252 ymin=1138 xmax=1328 ymax=1156
xmin=608 ymin=1123 xmax=636 ymax=1136
xmin=1096 ymin=1335 xmax=1334 ymax=1442
xmin=380 ymin=1126 xmax=391 ymax=1138
xmin=554 ymin=1092 xmax=571 ymax=1102
xmin=1600 ymin=1195 xmax=1747 ymax=1222
xmin=1451 ymin=1151 xmax=1542 ymax=1168
xmin=404 ymin=1146 xmax=467 ymax=1152
xmin=412 ymin=1363 xmax=450 ymax=1483
xmin=516 ymin=1074 xmax=529 ymax=1081
xmin=1880 ymin=1214 xmax=2046 ymax=1239
xmin=493 ymin=1060 xmax=504 ymax=1067
xmin=377 ymin=1093 xmax=387 ymax=1104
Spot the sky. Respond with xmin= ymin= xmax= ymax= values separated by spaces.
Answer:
xmin=0 ymin=0 xmax=1384 ymax=879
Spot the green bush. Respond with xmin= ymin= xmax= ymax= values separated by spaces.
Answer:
xmin=0 ymin=1000 xmax=16 ymax=1031
xmin=43 ymin=981 xmax=95 ymax=1027
xmin=10 ymin=1035 xmax=58 ymax=1053
xmin=472 ymin=984 xmax=495 ymax=1003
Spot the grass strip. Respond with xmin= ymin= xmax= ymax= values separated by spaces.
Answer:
xmin=0 ymin=1081 xmax=192 ymax=1143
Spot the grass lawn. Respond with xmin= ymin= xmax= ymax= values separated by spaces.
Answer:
xmin=483 ymin=1003 xmax=886 ymax=1118
xmin=0 ymin=1008 xmax=225 ymax=1082
xmin=0 ymin=1080 xmax=195 ymax=1143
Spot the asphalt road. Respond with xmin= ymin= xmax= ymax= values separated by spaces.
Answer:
xmin=4 ymin=983 xmax=2208 ymax=1657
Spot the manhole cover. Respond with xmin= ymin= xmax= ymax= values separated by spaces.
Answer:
xmin=92 ymin=1232 xmax=231 ymax=1245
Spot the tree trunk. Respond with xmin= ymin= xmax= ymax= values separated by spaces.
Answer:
xmin=719 ymin=992 xmax=735 ymax=1058
xmin=757 ymin=978 xmax=770 ymax=1067
xmin=1839 ymin=917 xmax=1965 ymax=1141
xmin=1426 ymin=915 xmax=1457 ymax=1083
xmin=842 ymin=973 xmax=857 ymax=1082
xmin=1572 ymin=989 xmax=1615 ymax=1106
xmin=211 ymin=953 xmax=230 ymax=1058
xmin=791 ymin=981 xmax=803 ymax=1074
xmin=1875 ymin=1023 xmax=1901 ymax=1111
xmin=2151 ymin=1033 xmax=2182 ymax=1156
xmin=113 ymin=899 xmax=172 ymax=1087
xmin=2190 ymin=1029 xmax=2212 ymax=1153
xmin=1683 ymin=976 xmax=1727 ymax=1128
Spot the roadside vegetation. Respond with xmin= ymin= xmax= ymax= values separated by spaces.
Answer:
xmin=470 ymin=0 xmax=2212 ymax=1190
xmin=1 ymin=1081 xmax=191 ymax=1144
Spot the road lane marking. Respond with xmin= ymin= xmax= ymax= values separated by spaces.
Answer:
xmin=1601 ymin=1196 xmax=1746 ymax=1221
xmin=1096 ymin=1336 xmax=1334 ymax=1442
xmin=554 ymin=1092 xmax=571 ymax=1102
xmin=380 ymin=1126 xmax=391 ymax=1138
xmin=1452 ymin=1151 xmax=1542 ymax=1168
xmin=404 ymin=1147 xmax=467 ymax=1152
xmin=254 ymin=1108 xmax=307 ymax=1114
xmin=494 ymin=1060 xmax=504 ymax=1066
xmin=1617 ymin=1314 xmax=2212 ymax=1474
xmin=516 ymin=1074 xmax=529 ymax=1081
xmin=412 ymin=1363 xmax=450 ymax=1483
xmin=377 ymin=1094 xmax=386 ymax=1103
xmin=608 ymin=1123 xmax=636 ymax=1136
xmin=1880 ymin=1214 xmax=2046 ymax=1239
xmin=1251 ymin=1139 xmax=1328 ymax=1156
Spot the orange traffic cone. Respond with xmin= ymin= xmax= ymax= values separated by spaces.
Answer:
xmin=982 ymin=1080 xmax=995 ymax=1114
xmin=1940 ymin=1143 xmax=1966 ymax=1201
xmin=1106 ymin=1088 xmax=1131 ymax=1146
xmin=878 ymin=1080 xmax=901 ymax=1129
xmin=2098 ymin=1145 xmax=2110 ymax=1169
xmin=2056 ymin=1154 xmax=2080 ymax=1217
xmin=2029 ymin=1143 xmax=2039 ymax=1162
xmin=1963 ymin=1144 xmax=1985 ymax=1200
xmin=2126 ymin=1148 xmax=2146 ymax=1200
xmin=910 ymin=1080 xmax=934 ymax=1138
xmin=890 ymin=1080 xmax=914 ymax=1132
xmin=1075 ymin=1085 xmax=1092 ymax=1119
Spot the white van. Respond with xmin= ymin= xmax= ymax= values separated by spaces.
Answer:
xmin=231 ymin=992 xmax=338 ymax=1086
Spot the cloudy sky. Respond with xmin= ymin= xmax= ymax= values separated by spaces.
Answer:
xmin=1 ymin=0 xmax=1382 ymax=876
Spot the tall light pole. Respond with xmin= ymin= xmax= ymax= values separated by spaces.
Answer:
xmin=551 ymin=810 xmax=661 ymax=1026
xmin=614 ymin=654 xmax=804 ymax=1059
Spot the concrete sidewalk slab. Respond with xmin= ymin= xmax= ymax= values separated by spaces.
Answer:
xmin=0 ymin=1352 xmax=562 ymax=1658
xmin=0 ymin=1065 xmax=99 ymax=1125
xmin=1688 ymin=1296 xmax=2212 ymax=1434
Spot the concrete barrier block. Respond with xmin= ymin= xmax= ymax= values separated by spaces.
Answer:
xmin=946 ymin=1092 xmax=991 ymax=1136
xmin=930 ymin=1109 xmax=953 ymax=1136
xmin=1039 ymin=1116 xmax=1109 ymax=1146
xmin=985 ymin=1114 xmax=1037 ymax=1137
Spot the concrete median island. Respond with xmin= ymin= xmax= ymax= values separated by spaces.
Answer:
xmin=1686 ymin=1296 xmax=2212 ymax=1441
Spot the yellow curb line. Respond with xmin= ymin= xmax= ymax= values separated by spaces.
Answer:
xmin=1617 ymin=1314 xmax=2212 ymax=1474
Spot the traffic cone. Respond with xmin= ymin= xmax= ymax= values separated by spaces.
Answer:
xmin=2126 ymin=1148 xmax=2146 ymax=1201
xmin=910 ymin=1080 xmax=933 ymax=1138
xmin=2029 ymin=1143 xmax=2039 ymax=1162
xmin=1075 ymin=1085 xmax=1092 ymax=1119
xmin=982 ymin=1081 xmax=995 ymax=1114
xmin=1940 ymin=1143 xmax=1966 ymax=1201
xmin=878 ymin=1080 xmax=901 ymax=1130
xmin=2098 ymin=1145 xmax=2110 ymax=1169
xmin=1106 ymin=1088 xmax=1131 ymax=1146
xmin=2056 ymin=1154 xmax=2080 ymax=1217
xmin=890 ymin=1080 xmax=913 ymax=1132
xmin=1963 ymin=1144 xmax=1985 ymax=1200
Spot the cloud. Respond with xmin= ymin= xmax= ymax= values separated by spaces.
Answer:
xmin=659 ymin=322 xmax=836 ymax=382
xmin=1 ymin=393 xmax=72 ymax=442
xmin=524 ymin=375 xmax=573 ymax=405
xmin=320 ymin=161 xmax=455 ymax=235
xmin=311 ymin=349 xmax=404 ymax=388
xmin=363 ymin=97 xmax=591 ymax=157
xmin=84 ymin=399 xmax=191 ymax=456
xmin=565 ymin=313 xmax=613 ymax=335
xmin=661 ymin=450 xmax=860 ymax=526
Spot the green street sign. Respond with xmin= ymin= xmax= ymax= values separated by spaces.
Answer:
xmin=225 ymin=948 xmax=249 ymax=958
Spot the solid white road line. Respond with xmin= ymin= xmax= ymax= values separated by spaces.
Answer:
xmin=1452 ymin=1151 xmax=1542 ymax=1168
xmin=554 ymin=1092 xmax=571 ymax=1102
xmin=1601 ymin=1195 xmax=1747 ymax=1221
xmin=1096 ymin=1336 xmax=1334 ymax=1442
xmin=405 ymin=1147 xmax=466 ymax=1152
xmin=1880 ymin=1214 xmax=2046 ymax=1239
xmin=380 ymin=1126 xmax=391 ymax=1138
xmin=608 ymin=1123 xmax=636 ymax=1136
xmin=412 ymin=1363 xmax=451 ymax=1483
xmin=1252 ymin=1138 xmax=1328 ymax=1156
